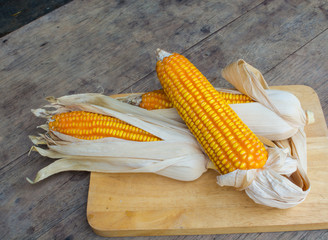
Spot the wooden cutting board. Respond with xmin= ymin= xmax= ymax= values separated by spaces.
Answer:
xmin=86 ymin=85 xmax=328 ymax=237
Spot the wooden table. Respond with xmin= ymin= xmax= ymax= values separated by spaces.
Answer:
xmin=1 ymin=0 xmax=327 ymax=239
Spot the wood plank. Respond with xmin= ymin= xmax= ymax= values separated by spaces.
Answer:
xmin=87 ymin=85 xmax=328 ymax=237
xmin=38 ymin=214 xmax=328 ymax=240
xmin=0 ymin=0 xmax=263 ymax=170
xmin=266 ymin=29 xmax=328 ymax=126
xmin=0 ymin=153 xmax=90 ymax=239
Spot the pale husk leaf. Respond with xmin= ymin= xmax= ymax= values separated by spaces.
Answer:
xmin=117 ymin=86 xmax=306 ymax=141
xmin=28 ymin=94 xmax=208 ymax=183
xmin=149 ymin=100 xmax=298 ymax=141
xmin=28 ymin=147 xmax=206 ymax=183
xmin=217 ymin=147 xmax=310 ymax=209
xmin=217 ymin=59 xmax=310 ymax=208
xmin=221 ymin=59 xmax=307 ymax=128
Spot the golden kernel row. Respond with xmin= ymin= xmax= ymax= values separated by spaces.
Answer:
xmin=49 ymin=111 xmax=161 ymax=142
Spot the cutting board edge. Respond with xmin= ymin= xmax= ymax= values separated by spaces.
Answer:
xmin=88 ymin=220 xmax=328 ymax=238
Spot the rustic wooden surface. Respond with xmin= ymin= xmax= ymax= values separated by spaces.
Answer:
xmin=0 ymin=0 xmax=327 ymax=239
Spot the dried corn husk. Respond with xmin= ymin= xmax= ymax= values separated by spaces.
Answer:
xmin=119 ymin=88 xmax=307 ymax=141
xmin=221 ymin=60 xmax=310 ymax=128
xmin=216 ymin=59 xmax=310 ymax=208
xmin=28 ymin=94 xmax=208 ymax=183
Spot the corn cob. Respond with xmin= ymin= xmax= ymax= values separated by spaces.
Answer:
xmin=139 ymin=89 xmax=253 ymax=110
xmin=139 ymin=89 xmax=173 ymax=110
xmin=156 ymin=49 xmax=268 ymax=174
xmin=48 ymin=111 xmax=161 ymax=141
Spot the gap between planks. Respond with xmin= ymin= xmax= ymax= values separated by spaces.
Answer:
xmin=264 ymin=27 xmax=328 ymax=77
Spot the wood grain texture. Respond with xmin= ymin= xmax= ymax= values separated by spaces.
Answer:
xmin=0 ymin=0 xmax=327 ymax=239
xmin=266 ymin=29 xmax=328 ymax=126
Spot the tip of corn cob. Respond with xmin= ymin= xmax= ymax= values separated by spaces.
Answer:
xmin=156 ymin=49 xmax=172 ymax=61
xmin=305 ymin=110 xmax=315 ymax=125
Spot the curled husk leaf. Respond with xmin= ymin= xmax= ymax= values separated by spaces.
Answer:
xmin=28 ymin=94 xmax=208 ymax=183
xmin=216 ymin=59 xmax=310 ymax=208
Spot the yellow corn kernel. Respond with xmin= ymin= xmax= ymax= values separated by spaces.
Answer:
xmin=156 ymin=51 xmax=267 ymax=174
xmin=48 ymin=111 xmax=161 ymax=142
